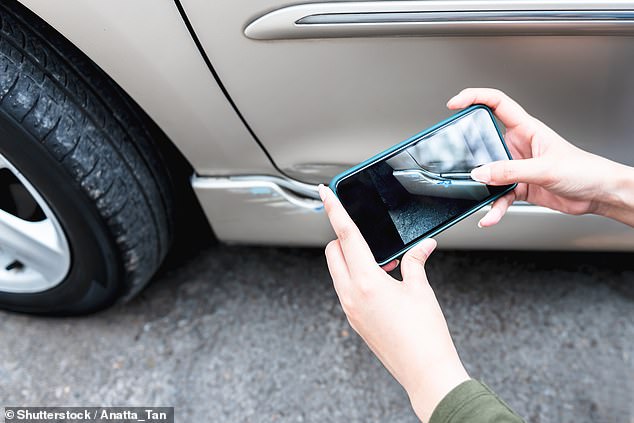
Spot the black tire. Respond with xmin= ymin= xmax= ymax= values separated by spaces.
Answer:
xmin=0 ymin=1 xmax=175 ymax=314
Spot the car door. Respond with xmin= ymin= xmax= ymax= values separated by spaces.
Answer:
xmin=178 ymin=0 xmax=634 ymax=185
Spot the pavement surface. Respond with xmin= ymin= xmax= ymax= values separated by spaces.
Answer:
xmin=0 ymin=245 xmax=632 ymax=423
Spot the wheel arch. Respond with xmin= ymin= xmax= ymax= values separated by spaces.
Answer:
xmin=14 ymin=0 xmax=277 ymax=174
xmin=5 ymin=0 xmax=217 ymax=290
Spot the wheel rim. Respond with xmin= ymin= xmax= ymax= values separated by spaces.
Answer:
xmin=0 ymin=152 xmax=70 ymax=293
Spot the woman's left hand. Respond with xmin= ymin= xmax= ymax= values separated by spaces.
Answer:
xmin=319 ymin=185 xmax=469 ymax=422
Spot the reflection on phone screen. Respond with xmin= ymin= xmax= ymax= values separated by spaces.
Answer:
xmin=336 ymin=108 xmax=513 ymax=262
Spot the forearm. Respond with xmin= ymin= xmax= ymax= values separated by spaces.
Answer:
xmin=407 ymin=360 xmax=470 ymax=423
xmin=596 ymin=161 xmax=634 ymax=227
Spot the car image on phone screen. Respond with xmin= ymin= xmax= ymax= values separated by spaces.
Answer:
xmin=330 ymin=105 xmax=516 ymax=265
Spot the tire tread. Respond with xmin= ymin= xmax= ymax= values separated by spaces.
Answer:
xmin=0 ymin=1 xmax=174 ymax=296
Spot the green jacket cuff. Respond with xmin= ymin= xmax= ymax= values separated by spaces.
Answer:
xmin=429 ymin=379 xmax=525 ymax=423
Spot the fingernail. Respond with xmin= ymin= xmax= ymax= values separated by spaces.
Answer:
xmin=470 ymin=166 xmax=491 ymax=183
xmin=318 ymin=184 xmax=326 ymax=202
xmin=477 ymin=220 xmax=483 ymax=229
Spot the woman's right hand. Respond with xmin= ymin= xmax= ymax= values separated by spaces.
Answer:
xmin=447 ymin=88 xmax=634 ymax=228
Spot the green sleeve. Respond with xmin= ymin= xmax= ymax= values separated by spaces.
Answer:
xmin=429 ymin=379 xmax=525 ymax=423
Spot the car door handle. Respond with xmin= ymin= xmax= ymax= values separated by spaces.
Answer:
xmin=244 ymin=1 xmax=634 ymax=40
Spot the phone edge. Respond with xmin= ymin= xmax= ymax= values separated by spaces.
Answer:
xmin=328 ymin=104 xmax=517 ymax=266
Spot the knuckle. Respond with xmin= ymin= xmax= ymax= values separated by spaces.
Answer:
xmin=501 ymin=194 xmax=514 ymax=209
xmin=356 ymin=279 xmax=374 ymax=298
xmin=364 ymin=265 xmax=384 ymax=280
xmin=459 ymin=87 xmax=472 ymax=96
xmin=337 ymin=226 xmax=355 ymax=243
xmin=491 ymin=91 xmax=505 ymax=108
xmin=541 ymin=174 xmax=556 ymax=188
xmin=495 ymin=164 xmax=514 ymax=182
xmin=409 ymin=251 xmax=429 ymax=268
xmin=491 ymin=88 xmax=506 ymax=98
xmin=502 ymin=165 xmax=515 ymax=180
xmin=357 ymin=270 xmax=383 ymax=297
xmin=515 ymin=183 xmax=529 ymax=201
xmin=340 ymin=296 xmax=356 ymax=316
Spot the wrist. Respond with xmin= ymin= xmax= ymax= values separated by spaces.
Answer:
xmin=407 ymin=359 xmax=470 ymax=423
xmin=596 ymin=162 xmax=634 ymax=227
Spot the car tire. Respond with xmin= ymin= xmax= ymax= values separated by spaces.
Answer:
xmin=0 ymin=1 xmax=174 ymax=314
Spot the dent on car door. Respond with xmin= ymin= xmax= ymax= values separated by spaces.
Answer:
xmin=178 ymin=0 xmax=634 ymax=185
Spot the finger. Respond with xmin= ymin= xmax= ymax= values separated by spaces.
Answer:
xmin=319 ymin=185 xmax=377 ymax=275
xmin=400 ymin=238 xmax=437 ymax=282
xmin=325 ymin=239 xmax=350 ymax=286
xmin=470 ymin=158 xmax=550 ymax=186
xmin=381 ymin=259 xmax=399 ymax=272
xmin=446 ymin=88 xmax=530 ymax=129
xmin=478 ymin=191 xmax=516 ymax=228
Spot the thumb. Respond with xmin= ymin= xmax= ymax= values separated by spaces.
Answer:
xmin=401 ymin=238 xmax=437 ymax=281
xmin=471 ymin=158 xmax=549 ymax=186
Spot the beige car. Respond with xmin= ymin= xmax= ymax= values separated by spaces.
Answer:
xmin=1 ymin=0 xmax=632 ymax=314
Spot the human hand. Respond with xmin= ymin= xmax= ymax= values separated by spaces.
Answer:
xmin=319 ymin=184 xmax=469 ymax=423
xmin=447 ymin=88 xmax=634 ymax=228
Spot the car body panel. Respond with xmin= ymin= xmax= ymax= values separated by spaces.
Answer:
xmin=180 ymin=0 xmax=634 ymax=184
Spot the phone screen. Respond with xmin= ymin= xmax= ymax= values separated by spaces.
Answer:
xmin=334 ymin=107 xmax=514 ymax=263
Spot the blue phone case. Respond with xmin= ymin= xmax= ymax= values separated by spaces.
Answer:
xmin=329 ymin=104 xmax=517 ymax=266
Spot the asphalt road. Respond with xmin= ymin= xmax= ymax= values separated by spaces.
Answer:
xmin=0 ymin=245 xmax=632 ymax=422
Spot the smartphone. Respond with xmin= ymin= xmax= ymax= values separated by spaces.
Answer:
xmin=329 ymin=105 xmax=516 ymax=265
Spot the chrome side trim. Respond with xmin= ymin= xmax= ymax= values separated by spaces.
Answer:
xmin=227 ymin=175 xmax=320 ymax=200
xmin=244 ymin=1 xmax=634 ymax=40
xmin=191 ymin=174 xmax=634 ymax=250
xmin=296 ymin=10 xmax=634 ymax=25
xmin=192 ymin=175 xmax=322 ymax=209
xmin=191 ymin=175 xmax=326 ymax=246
